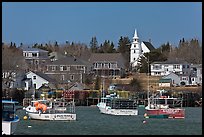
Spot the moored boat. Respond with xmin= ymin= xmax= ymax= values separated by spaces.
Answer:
xmin=97 ymin=93 xmax=138 ymax=116
xmin=2 ymin=100 xmax=20 ymax=135
xmin=24 ymin=98 xmax=76 ymax=121
xmin=145 ymin=89 xmax=185 ymax=119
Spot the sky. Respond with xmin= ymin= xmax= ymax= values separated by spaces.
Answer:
xmin=2 ymin=2 xmax=202 ymax=48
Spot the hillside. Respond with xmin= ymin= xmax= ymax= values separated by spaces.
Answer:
xmin=111 ymin=73 xmax=202 ymax=94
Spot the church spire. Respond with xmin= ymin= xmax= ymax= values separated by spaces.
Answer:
xmin=133 ymin=29 xmax=138 ymax=39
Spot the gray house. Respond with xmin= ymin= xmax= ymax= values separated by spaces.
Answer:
xmin=20 ymin=46 xmax=50 ymax=71
xmin=161 ymin=72 xmax=181 ymax=86
xmin=88 ymin=53 xmax=126 ymax=78
xmin=44 ymin=55 xmax=88 ymax=84
xmin=190 ymin=64 xmax=202 ymax=85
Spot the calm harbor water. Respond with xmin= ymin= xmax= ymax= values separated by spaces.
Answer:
xmin=15 ymin=106 xmax=202 ymax=135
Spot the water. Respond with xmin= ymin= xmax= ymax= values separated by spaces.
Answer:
xmin=15 ymin=107 xmax=202 ymax=135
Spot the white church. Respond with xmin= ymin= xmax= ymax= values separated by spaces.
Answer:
xmin=130 ymin=29 xmax=155 ymax=68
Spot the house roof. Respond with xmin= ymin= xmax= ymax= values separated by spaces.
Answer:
xmin=68 ymin=82 xmax=90 ymax=90
xmin=49 ymin=52 xmax=66 ymax=60
xmin=47 ymin=55 xmax=87 ymax=66
xmin=35 ymin=72 xmax=57 ymax=83
xmin=27 ymin=71 xmax=56 ymax=83
xmin=142 ymin=41 xmax=155 ymax=51
xmin=151 ymin=58 xmax=189 ymax=65
xmin=159 ymin=78 xmax=171 ymax=83
xmin=88 ymin=53 xmax=126 ymax=68
xmin=191 ymin=64 xmax=202 ymax=68
xmin=20 ymin=47 xmax=48 ymax=52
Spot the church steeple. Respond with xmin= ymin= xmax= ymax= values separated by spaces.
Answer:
xmin=130 ymin=29 xmax=142 ymax=68
xmin=133 ymin=29 xmax=138 ymax=39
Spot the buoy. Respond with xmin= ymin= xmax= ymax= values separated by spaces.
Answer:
xmin=23 ymin=115 xmax=28 ymax=120
xmin=143 ymin=120 xmax=147 ymax=124
xmin=28 ymin=125 xmax=32 ymax=128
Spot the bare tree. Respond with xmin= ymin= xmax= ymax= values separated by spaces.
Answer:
xmin=2 ymin=44 xmax=27 ymax=97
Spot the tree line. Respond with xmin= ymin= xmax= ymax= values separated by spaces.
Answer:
xmin=2 ymin=37 xmax=202 ymax=72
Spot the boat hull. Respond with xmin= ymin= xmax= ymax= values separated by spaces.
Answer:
xmin=2 ymin=118 xmax=19 ymax=135
xmin=27 ymin=112 xmax=76 ymax=121
xmin=146 ymin=108 xmax=185 ymax=119
xmin=98 ymin=107 xmax=138 ymax=116
xmin=145 ymin=114 xmax=169 ymax=119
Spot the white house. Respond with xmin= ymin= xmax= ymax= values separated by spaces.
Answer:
xmin=130 ymin=29 xmax=155 ymax=68
xmin=150 ymin=59 xmax=191 ymax=76
xmin=158 ymin=64 xmax=202 ymax=86
xmin=25 ymin=71 xmax=55 ymax=89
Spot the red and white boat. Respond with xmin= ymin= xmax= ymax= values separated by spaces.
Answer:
xmin=145 ymin=89 xmax=185 ymax=119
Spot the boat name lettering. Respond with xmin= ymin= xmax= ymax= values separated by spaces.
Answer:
xmin=162 ymin=109 xmax=179 ymax=114
xmin=56 ymin=115 xmax=72 ymax=118
xmin=45 ymin=116 xmax=49 ymax=118
xmin=120 ymin=110 xmax=132 ymax=112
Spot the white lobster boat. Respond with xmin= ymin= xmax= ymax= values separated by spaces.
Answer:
xmin=97 ymin=93 xmax=138 ymax=116
xmin=24 ymin=99 xmax=76 ymax=121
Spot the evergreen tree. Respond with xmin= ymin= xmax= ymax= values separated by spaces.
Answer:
xmin=90 ymin=36 xmax=98 ymax=53
xmin=94 ymin=76 xmax=100 ymax=90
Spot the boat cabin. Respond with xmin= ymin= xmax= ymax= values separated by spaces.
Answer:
xmin=102 ymin=97 xmax=137 ymax=109
xmin=149 ymin=96 xmax=183 ymax=109
xmin=2 ymin=100 xmax=18 ymax=121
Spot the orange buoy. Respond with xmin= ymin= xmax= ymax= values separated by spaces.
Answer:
xmin=34 ymin=101 xmax=39 ymax=106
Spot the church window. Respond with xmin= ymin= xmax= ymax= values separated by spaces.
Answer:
xmin=134 ymin=50 xmax=136 ymax=53
xmin=134 ymin=58 xmax=135 ymax=60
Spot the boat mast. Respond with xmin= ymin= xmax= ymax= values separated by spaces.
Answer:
xmin=147 ymin=56 xmax=150 ymax=107
xmin=102 ymin=78 xmax=105 ymax=103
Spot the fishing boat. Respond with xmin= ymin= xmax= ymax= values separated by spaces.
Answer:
xmin=23 ymin=98 xmax=76 ymax=121
xmin=97 ymin=93 xmax=138 ymax=116
xmin=145 ymin=89 xmax=185 ymax=119
xmin=2 ymin=100 xmax=20 ymax=135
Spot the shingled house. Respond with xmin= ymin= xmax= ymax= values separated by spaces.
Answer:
xmin=88 ymin=53 xmax=126 ymax=78
xmin=44 ymin=55 xmax=89 ymax=84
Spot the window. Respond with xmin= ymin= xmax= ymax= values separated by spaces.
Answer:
xmin=134 ymin=50 xmax=136 ymax=53
xmin=187 ymin=65 xmax=189 ymax=68
xmin=173 ymin=65 xmax=180 ymax=69
xmin=32 ymin=53 xmax=37 ymax=57
xmin=183 ymin=65 xmax=185 ymax=68
xmin=153 ymin=65 xmax=162 ymax=70
xmin=33 ymin=76 xmax=36 ymax=80
xmin=67 ymin=66 xmax=70 ymax=71
xmin=63 ymin=66 xmax=68 ymax=71
xmin=34 ymin=84 xmax=36 ymax=89
xmin=51 ymin=66 xmax=56 ymax=71
xmin=61 ymin=75 xmax=64 ymax=81
xmin=182 ymin=77 xmax=186 ymax=80
xmin=76 ymin=66 xmax=84 ymax=70
xmin=70 ymin=75 xmax=74 ymax=80
xmin=60 ymin=66 xmax=63 ymax=71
